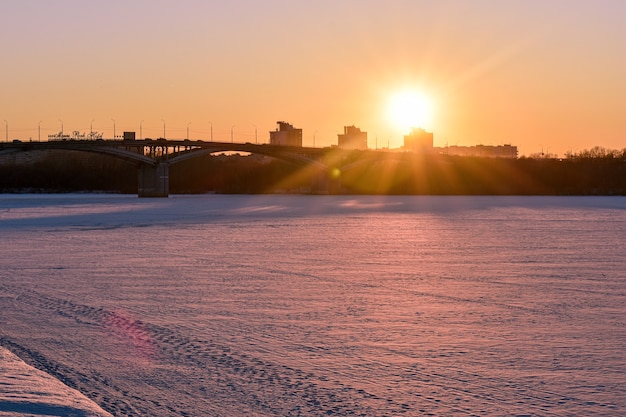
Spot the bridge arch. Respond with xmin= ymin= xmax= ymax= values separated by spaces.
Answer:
xmin=168 ymin=144 xmax=329 ymax=171
xmin=1 ymin=140 xmax=336 ymax=197
xmin=1 ymin=141 xmax=156 ymax=166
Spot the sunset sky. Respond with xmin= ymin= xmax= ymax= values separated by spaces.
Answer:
xmin=1 ymin=0 xmax=624 ymax=156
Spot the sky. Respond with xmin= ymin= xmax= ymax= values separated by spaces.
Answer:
xmin=0 ymin=0 xmax=624 ymax=156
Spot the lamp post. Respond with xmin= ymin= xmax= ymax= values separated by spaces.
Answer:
xmin=231 ymin=125 xmax=235 ymax=143
xmin=38 ymin=120 xmax=42 ymax=141
xmin=59 ymin=119 xmax=63 ymax=139
xmin=187 ymin=122 xmax=191 ymax=140
xmin=140 ymin=120 xmax=144 ymax=140
xmin=111 ymin=118 xmax=116 ymax=140
xmin=161 ymin=118 xmax=166 ymax=139
xmin=208 ymin=122 xmax=213 ymax=142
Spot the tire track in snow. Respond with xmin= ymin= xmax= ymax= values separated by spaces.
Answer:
xmin=1 ymin=284 xmax=423 ymax=416
xmin=190 ymin=262 xmax=622 ymax=416
xmin=1 ymin=279 xmax=621 ymax=416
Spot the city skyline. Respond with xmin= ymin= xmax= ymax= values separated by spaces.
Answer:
xmin=1 ymin=0 xmax=624 ymax=156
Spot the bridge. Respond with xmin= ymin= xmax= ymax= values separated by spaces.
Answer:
xmin=0 ymin=139 xmax=405 ymax=197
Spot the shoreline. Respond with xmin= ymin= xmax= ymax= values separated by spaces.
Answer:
xmin=0 ymin=347 xmax=112 ymax=417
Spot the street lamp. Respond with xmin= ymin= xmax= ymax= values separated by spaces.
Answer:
xmin=140 ymin=120 xmax=144 ymax=140
xmin=38 ymin=120 xmax=42 ymax=141
xmin=161 ymin=118 xmax=166 ymax=139
xmin=187 ymin=122 xmax=191 ymax=140
xmin=111 ymin=118 xmax=116 ymax=140
xmin=59 ymin=119 xmax=63 ymax=138
xmin=231 ymin=125 xmax=235 ymax=143
xmin=208 ymin=122 xmax=213 ymax=142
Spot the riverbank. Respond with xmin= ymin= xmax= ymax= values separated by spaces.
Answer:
xmin=0 ymin=347 xmax=112 ymax=417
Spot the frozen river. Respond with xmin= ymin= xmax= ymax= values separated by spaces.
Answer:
xmin=1 ymin=194 xmax=625 ymax=416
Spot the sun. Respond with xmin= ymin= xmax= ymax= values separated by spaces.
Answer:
xmin=386 ymin=90 xmax=433 ymax=132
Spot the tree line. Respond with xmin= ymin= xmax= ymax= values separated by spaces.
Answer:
xmin=0 ymin=147 xmax=625 ymax=195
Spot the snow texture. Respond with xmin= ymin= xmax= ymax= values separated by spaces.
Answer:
xmin=1 ymin=194 xmax=625 ymax=416
xmin=0 ymin=347 xmax=112 ymax=416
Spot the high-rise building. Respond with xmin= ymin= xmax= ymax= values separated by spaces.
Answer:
xmin=337 ymin=125 xmax=367 ymax=150
xmin=403 ymin=128 xmax=434 ymax=152
xmin=269 ymin=121 xmax=302 ymax=147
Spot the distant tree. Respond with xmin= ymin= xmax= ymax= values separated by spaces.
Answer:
xmin=570 ymin=146 xmax=625 ymax=159
xmin=528 ymin=152 xmax=559 ymax=159
xmin=2 ymin=147 xmax=626 ymax=195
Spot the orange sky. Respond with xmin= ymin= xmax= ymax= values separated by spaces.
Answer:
xmin=1 ymin=1 xmax=624 ymax=156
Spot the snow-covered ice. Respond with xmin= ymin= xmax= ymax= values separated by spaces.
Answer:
xmin=1 ymin=194 xmax=625 ymax=416
xmin=0 ymin=346 xmax=112 ymax=417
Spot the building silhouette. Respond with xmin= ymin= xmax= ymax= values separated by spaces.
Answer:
xmin=402 ymin=127 xmax=518 ymax=158
xmin=444 ymin=144 xmax=518 ymax=158
xmin=337 ymin=125 xmax=367 ymax=150
xmin=269 ymin=121 xmax=302 ymax=147
xmin=403 ymin=128 xmax=434 ymax=152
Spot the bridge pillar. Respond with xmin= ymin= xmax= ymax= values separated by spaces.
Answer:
xmin=138 ymin=162 xmax=169 ymax=197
